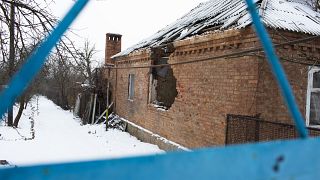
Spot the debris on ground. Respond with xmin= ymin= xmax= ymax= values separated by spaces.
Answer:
xmin=107 ymin=113 xmax=127 ymax=131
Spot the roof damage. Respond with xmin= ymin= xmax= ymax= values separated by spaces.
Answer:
xmin=113 ymin=0 xmax=320 ymax=58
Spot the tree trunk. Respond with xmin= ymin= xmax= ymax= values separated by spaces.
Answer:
xmin=86 ymin=62 xmax=92 ymax=86
xmin=7 ymin=107 xmax=13 ymax=127
xmin=13 ymin=97 xmax=25 ymax=128
xmin=7 ymin=0 xmax=15 ymax=127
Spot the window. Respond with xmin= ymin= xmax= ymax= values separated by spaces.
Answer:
xmin=306 ymin=67 xmax=320 ymax=127
xmin=128 ymin=74 xmax=135 ymax=100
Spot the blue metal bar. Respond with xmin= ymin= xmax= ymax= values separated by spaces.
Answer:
xmin=1 ymin=138 xmax=320 ymax=179
xmin=0 ymin=0 xmax=89 ymax=119
xmin=243 ymin=0 xmax=308 ymax=138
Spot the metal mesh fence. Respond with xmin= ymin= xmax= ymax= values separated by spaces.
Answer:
xmin=226 ymin=114 xmax=320 ymax=145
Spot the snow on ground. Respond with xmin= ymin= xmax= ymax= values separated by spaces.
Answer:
xmin=0 ymin=96 xmax=164 ymax=167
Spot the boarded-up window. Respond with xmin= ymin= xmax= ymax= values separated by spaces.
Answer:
xmin=128 ymin=74 xmax=135 ymax=100
xmin=307 ymin=67 xmax=320 ymax=126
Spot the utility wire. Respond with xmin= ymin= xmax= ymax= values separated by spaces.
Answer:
xmin=106 ymin=35 xmax=320 ymax=70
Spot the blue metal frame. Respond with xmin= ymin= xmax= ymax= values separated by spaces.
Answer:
xmin=0 ymin=0 xmax=316 ymax=179
xmin=1 ymin=138 xmax=320 ymax=179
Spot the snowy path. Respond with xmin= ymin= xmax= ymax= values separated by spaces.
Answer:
xmin=0 ymin=96 xmax=163 ymax=166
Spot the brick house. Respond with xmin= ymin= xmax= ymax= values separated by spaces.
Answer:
xmin=105 ymin=0 xmax=320 ymax=148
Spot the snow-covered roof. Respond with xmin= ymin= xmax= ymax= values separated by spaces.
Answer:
xmin=114 ymin=0 xmax=320 ymax=58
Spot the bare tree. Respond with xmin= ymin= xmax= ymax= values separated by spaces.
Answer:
xmin=74 ymin=40 xmax=97 ymax=86
xmin=0 ymin=0 xmax=76 ymax=127
xmin=7 ymin=0 xmax=15 ymax=126
xmin=39 ymin=51 xmax=83 ymax=111
xmin=41 ymin=40 xmax=98 ymax=111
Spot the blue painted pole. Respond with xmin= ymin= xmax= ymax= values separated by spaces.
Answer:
xmin=243 ymin=0 xmax=308 ymax=138
xmin=0 ymin=0 xmax=89 ymax=119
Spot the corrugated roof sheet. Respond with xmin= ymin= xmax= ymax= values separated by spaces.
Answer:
xmin=114 ymin=0 xmax=320 ymax=58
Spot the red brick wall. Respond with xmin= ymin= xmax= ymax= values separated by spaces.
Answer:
xmin=110 ymin=27 xmax=320 ymax=148
xmin=256 ymin=29 xmax=320 ymax=124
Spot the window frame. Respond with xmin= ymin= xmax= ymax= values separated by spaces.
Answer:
xmin=306 ymin=66 xmax=320 ymax=127
xmin=128 ymin=74 xmax=135 ymax=101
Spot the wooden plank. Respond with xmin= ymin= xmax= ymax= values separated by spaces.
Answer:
xmin=91 ymin=94 xmax=97 ymax=124
xmin=1 ymin=138 xmax=320 ymax=179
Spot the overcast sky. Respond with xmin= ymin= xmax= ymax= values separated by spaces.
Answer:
xmin=51 ymin=0 xmax=207 ymax=63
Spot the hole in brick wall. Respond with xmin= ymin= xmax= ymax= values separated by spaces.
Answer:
xmin=149 ymin=57 xmax=178 ymax=110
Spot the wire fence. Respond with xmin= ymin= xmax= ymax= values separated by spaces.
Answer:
xmin=226 ymin=114 xmax=320 ymax=145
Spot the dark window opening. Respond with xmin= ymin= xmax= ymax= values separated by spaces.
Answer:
xmin=149 ymin=57 xmax=178 ymax=110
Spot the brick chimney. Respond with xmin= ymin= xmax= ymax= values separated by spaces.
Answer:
xmin=105 ymin=33 xmax=122 ymax=65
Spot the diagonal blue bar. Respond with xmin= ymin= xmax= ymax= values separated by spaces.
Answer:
xmin=243 ymin=0 xmax=308 ymax=138
xmin=1 ymin=138 xmax=320 ymax=179
xmin=0 ymin=0 xmax=89 ymax=119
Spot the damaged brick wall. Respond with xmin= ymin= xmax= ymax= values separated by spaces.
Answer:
xmin=112 ymin=28 xmax=260 ymax=148
xmin=150 ymin=52 xmax=178 ymax=109
xmin=111 ymin=27 xmax=320 ymax=148
xmin=154 ymin=68 xmax=178 ymax=109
